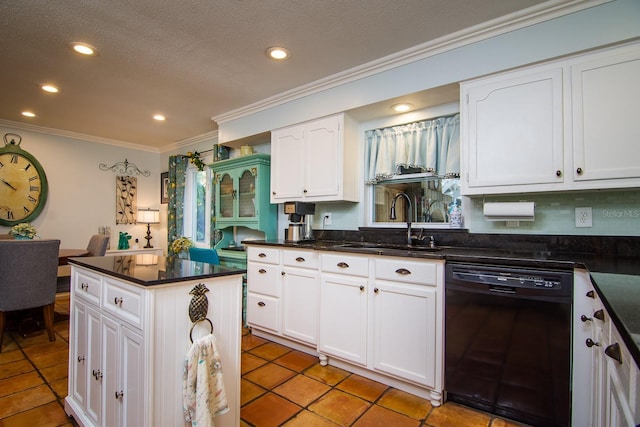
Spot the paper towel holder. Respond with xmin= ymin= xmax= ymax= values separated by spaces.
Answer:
xmin=483 ymin=202 xmax=535 ymax=222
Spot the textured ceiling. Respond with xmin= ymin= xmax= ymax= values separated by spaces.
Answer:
xmin=0 ymin=0 xmax=555 ymax=149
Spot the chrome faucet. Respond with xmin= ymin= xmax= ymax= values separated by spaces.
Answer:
xmin=390 ymin=192 xmax=412 ymax=245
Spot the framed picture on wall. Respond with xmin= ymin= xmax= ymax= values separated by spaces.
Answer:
xmin=161 ymin=172 xmax=169 ymax=204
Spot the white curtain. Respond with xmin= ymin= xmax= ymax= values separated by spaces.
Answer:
xmin=365 ymin=114 xmax=459 ymax=183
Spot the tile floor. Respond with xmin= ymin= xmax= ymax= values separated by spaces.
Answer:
xmin=0 ymin=294 xmax=529 ymax=427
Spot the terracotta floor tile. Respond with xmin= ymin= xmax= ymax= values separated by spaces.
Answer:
xmin=304 ymin=364 xmax=350 ymax=386
xmin=282 ymin=409 xmax=341 ymax=426
xmin=49 ymin=377 xmax=68 ymax=399
xmin=353 ymin=404 xmax=420 ymax=427
xmin=426 ymin=402 xmax=492 ymax=427
xmin=0 ymin=372 xmax=44 ymax=398
xmin=244 ymin=363 xmax=296 ymax=389
xmin=274 ymin=350 xmax=318 ymax=372
xmin=0 ymin=400 xmax=71 ymax=427
xmin=28 ymin=348 xmax=69 ymax=370
xmin=0 ymin=384 xmax=57 ymax=419
xmin=241 ymin=392 xmax=301 ymax=427
xmin=249 ymin=342 xmax=291 ymax=361
xmin=241 ymin=333 xmax=268 ymax=351
xmin=39 ymin=363 xmax=68 ymax=384
xmin=241 ymin=352 xmax=268 ymax=374
xmin=336 ymin=374 xmax=388 ymax=402
xmin=377 ymin=388 xmax=431 ymax=420
xmin=0 ymin=359 xmax=35 ymax=380
xmin=274 ymin=374 xmax=331 ymax=407
xmin=309 ymin=389 xmax=371 ymax=426
xmin=241 ymin=378 xmax=266 ymax=405
xmin=0 ymin=349 xmax=25 ymax=365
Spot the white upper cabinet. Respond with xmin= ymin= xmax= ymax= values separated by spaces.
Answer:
xmin=270 ymin=113 xmax=359 ymax=203
xmin=461 ymin=41 xmax=640 ymax=195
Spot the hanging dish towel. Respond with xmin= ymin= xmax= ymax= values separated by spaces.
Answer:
xmin=183 ymin=333 xmax=229 ymax=426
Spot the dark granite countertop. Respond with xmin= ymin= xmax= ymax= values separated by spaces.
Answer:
xmin=244 ymin=237 xmax=640 ymax=368
xmin=69 ymin=255 xmax=245 ymax=287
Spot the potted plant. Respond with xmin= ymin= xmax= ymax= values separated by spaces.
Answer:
xmin=9 ymin=222 xmax=38 ymax=239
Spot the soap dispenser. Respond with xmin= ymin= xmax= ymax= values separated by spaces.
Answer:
xmin=449 ymin=202 xmax=463 ymax=229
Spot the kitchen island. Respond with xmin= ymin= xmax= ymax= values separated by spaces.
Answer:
xmin=65 ymin=255 xmax=245 ymax=427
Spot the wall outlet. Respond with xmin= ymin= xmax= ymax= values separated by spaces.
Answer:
xmin=575 ymin=207 xmax=593 ymax=227
xmin=323 ymin=213 xmax=332 ymax=226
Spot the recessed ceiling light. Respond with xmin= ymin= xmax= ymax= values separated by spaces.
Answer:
xmin=266 ymin=46 xmax=290 ymax=60
xmin=153 ymin=114 xmax=166 ymax=121
xmin=391 ymin=103 xmax=413 ymax=113
xmin=22 ymin=111 xmax=36 ymax=118
xmin=70 ymin=42 xmax=97 ymax=56
xmin=41 ymin=84 xmax=59 ymax=93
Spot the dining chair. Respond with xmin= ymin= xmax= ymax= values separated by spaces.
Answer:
xmin=86 ymin=234 xmax=110 ymax=256
xmin=0 ymin=239 xmax=61 ymax=351
xmin=188 ymin=247 xmax=220 ymax=265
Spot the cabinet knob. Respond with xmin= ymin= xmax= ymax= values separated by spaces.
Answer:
xmin=303 ymin=189 xmax=308 ymax=193
xmin=258 ymin=268 xmax=267 ymax=274
xmin=586 ymin=290 xmax=595 ymax=299
xmin=580 ymin=314 xmax=592 ymax=322
xmin=359 ymin=285 xmax=365 ymax=292
xmin=395 ymin=268 xmax=411 ymax=275
xmin=593 ymin=309 xmax=605 ymax=321
xmin=115 ymin=391 xmax=124 ymax=399
xmin=81 ymin=283 xmax=89 ymax=290
xmin=281 ymin=271 xmax=286 ymax=276
xmin=92 ymin=369 xmax=103 ymax=380
xmin=114 ymin=297 xmax=123 ymax=306
xmin=556 ymin=170 xmax=562 ymax=177
xmin=77 ymin=356 xmax=85 ymax=363
xmin=576 ymin=167 xmax=583 ymax=175
xmin=604 ymin=343 xmax=622 ymax=364
xmin=374 ymin=288 xmax=379 ymax=294
xmin=257 ymin=301 xmax=266 ymax=307
xmin=586 ymin=338 xmax=600 ymax=348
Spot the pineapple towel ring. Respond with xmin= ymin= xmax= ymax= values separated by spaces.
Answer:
xmin=188 ymin=283 xmax=214 ymax=343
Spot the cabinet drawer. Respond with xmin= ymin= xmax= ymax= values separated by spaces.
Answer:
xmin=321 ymin=253 xmax=369 ymax=277
xmin=283 ymin=249 xmax=319 ymax=269
xmin=375 ymin=258 xmax=439 ymax=286
xmin=247 ymin=293 xmax=280 ymax=333
xmin=247 ymin=246 xmax=280 ymax=264
xmin=247 ymin=263 xmax=280 ymax=297
xmin=73 ymin=268 xmax=102 ymax=306
xmin=103 ymin=279 xmax=145 ymax=330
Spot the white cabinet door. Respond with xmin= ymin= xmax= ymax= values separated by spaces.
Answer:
xmin=119 ymin=326 xmax=145 ymax=427
xmin=86 ymin=305 xmax=102 ymax=426
xmin=372 ymin=280 xmax=437 ymax=387
xmin=461 ymin=65 xmax=564 ymax=194
xmin=318 ymin=274 xmax=368 ymax=366
xmin=571 ymin=45 xmax=640 ymax=183
xmin=69 ymin=300 xmax=88 ymax=410
xmin=270 ymin=125 xmax=305 ymax=202
xmin=282 ymin=266 xmax=318 ymax=345
xmin=102 ymin=316 xmax=120 ymax=427
xmin=304 ymin=115 xmax=341 ymax=199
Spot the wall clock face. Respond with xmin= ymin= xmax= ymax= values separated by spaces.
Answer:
xmin=0 ymin=145 xmax=49 ymax=226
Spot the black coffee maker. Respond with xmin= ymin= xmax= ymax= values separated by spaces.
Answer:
xmin=284 ymin=201 xmax=316 ymax=242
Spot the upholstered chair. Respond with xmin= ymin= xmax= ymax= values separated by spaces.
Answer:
xmin=188 ymin=247 xmax=220 ymax=265
xmin=0 ymin=239 xmax=61 ymax=351
xmin=86 ymin=234 xmax=110 ymax=256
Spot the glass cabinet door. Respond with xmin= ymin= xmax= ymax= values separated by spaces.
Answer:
xmin=238 ymin=169 xmax=256 ymax=218
xmin=218 ymin=173 xmax=234 ymax=218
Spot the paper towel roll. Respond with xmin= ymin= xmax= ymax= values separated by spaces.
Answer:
xmin=483 ymin=202 xmax=535 ymax=221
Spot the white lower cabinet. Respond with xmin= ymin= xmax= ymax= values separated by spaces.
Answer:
xmin=66 ymin=265 xmax=242 ymax=427
xmin=282 ymin=260 xmax=319 ymax=345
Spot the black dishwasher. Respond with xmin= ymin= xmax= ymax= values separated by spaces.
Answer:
xmin=445 ymin=262 xmax=572 ymax=427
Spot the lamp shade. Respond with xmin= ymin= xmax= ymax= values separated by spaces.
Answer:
xmin=137 ymin=208 xmax=160 ymax=224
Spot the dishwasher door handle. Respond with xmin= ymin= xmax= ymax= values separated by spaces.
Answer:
xmin=489 ymin=285 xmax=516 ymax=294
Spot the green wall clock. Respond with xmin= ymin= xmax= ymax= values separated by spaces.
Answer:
xmin=0 ymin=133 xmax=49 ymax=226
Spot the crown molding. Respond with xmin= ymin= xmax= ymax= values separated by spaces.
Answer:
xmin=158 ymin=130 xmax=219 ymax=154
xmin=0 ymin=119 xmax=160 ymax=153
xmin=213 ymin=0 xmax=609 ymax=125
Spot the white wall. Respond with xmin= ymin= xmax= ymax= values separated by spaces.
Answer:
xmin=0 ymin=124 xmax=163 ymax=250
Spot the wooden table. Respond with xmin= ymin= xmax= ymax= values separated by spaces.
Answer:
xmin=58 ymin=249 xmax=91 ymax=266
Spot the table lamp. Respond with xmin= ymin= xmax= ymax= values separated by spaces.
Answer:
xmin=137 ymin=208 xmax=160 ymax=248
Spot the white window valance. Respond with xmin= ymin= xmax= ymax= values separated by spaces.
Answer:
xmin=365 ymin=114 xmax=460 ymax=184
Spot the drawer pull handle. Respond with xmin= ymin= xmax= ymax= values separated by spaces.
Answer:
xmin=77 ymin=356 xmax=85 ymax=363
xmin=258 ymin=253 xmax=267 ymax=258
xmin=586 ymin=290 xmax=595 ymax=299
xmin=257 ymin=301 xmax=266 ymax=307
xmin=605 ymin=343 xmax=622 ymax=364
xmin=114 ymin=297 xmax=123 ymax=306
xmin=586 ymin=338 xmax=600 ymax=348
xmin=359 ymin=285 xmax=365 ymax=292
xmin=337 ymin=262 xmax=349 ymax=268
xmin=259 ymin=268 xmax=267 ymax=274
xmin=581 ymin=315 xmax=592 ymax=322
xmin=115 ymin=391 xmax=124 ymax=399
xmin=395 ymin=268 xmax=411 ymax=275
xmin=296 ymin=257 xmax=305 ymax=262
xmin=593 ymin=309 xmax=605 ymax=321
xmin=81 ymin=283 xmax=89 ymax=290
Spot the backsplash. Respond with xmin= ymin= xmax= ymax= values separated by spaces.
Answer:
xmin=466 ymin=189 xmax=640 ymax=237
